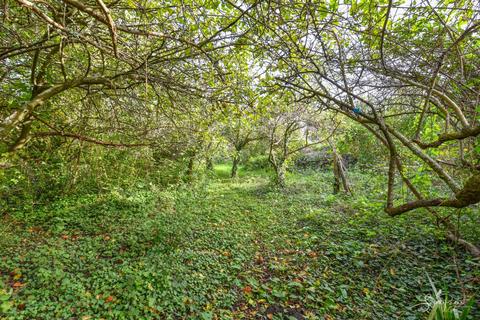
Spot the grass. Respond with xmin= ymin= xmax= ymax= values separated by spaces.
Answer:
xmin=0 ymin=167 xmax=478 ymax=319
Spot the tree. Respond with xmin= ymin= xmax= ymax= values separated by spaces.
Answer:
xmin=330 ymin=140 xmax=352 ymax=194
xmin=223 ymin=110 xmax=262 ymax=178
xmin=264 ymin=95 xmax=336 ymax=187
xmin=1 ymin=0 xmax=244 ymax=157
xmin=238 ymin=0 xmax=479 ymax=253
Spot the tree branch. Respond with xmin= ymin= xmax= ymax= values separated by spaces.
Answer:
xmin=34 ymin=131 xmax=152 ymax=148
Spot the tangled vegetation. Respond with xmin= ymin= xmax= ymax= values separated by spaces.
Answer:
xmin=1 ymin=0 xmax=479 ymax=319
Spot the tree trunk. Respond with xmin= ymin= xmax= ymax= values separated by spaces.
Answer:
xmin=275 ymin=162 xmax=287 ymax=188
xmin=231 ymin=155 xmax=240 ymax=178
xmin=186 ymin=156 xmax=195 ymax=178
xmin=333 ymin=158 xmax=340 ymax=194
xmin=332 ymin=147 xmax=352 ymax=194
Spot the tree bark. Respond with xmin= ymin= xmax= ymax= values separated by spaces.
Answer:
xmin=231 ymin=155 xmax=240 ymax=178
xmin=332 ymin=145 xmax=351 ymax=194
xmin=275 ymin=162 xmax=287 ymax=188
xmin=385 ymin=172 xmax=480 ymax=216
xmin=186 ymin=155 xmax=195 ymax=179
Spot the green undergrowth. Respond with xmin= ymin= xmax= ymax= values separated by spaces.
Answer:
xmin=1 ymin=168 xmax=478 ymax=319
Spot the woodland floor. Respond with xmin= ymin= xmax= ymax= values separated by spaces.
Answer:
xmin=1 ymin=165 xmax=479 ymax=319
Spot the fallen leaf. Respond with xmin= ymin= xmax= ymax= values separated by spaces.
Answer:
xmin=222 ymin=251 xmax=231 ymax=257
xmin=242 ymin=286 xmax=252 ymax=294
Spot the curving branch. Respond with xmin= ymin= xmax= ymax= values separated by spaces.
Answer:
xmin=96 ymin=0 xmax=118 ymax=57
xmin=386 ymin=125 xmax=461 ymax=192
xmin=386 ymin=173 xmax=480 ymax=216
xmin=380 ymin=0 xmax=393 ymax=70
xmin=34 ymin=131 xmax=152 ymax=148
xmin=392 ymin=76 xmax=470 ymax=128
xmin=0 ymin=77 xmax=113 ymax=142
xmin=414 ymin=126 xmax=480 ymax=149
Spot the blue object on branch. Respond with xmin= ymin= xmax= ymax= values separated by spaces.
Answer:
xmin=353 ymin=106 xmax=361 ymax=114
